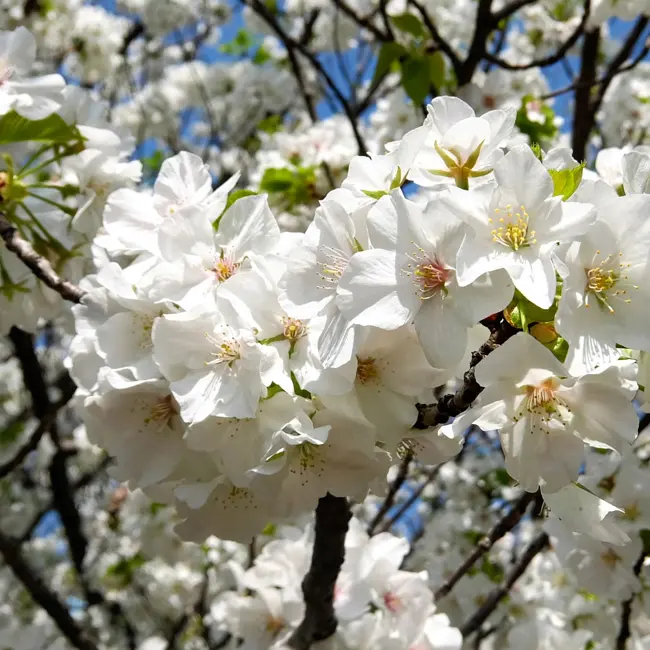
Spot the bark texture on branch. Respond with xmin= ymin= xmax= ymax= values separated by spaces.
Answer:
xmin=288 ymin=494 xmax=351 ymax=650
xmin=0 ymin=215 xmax=85 ymax=304
xmin=415 ymin=317 xmax=518 ymax=429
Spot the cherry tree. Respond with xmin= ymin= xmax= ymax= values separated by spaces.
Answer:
xmin=1 ymin=1 xmax=650 ymax=650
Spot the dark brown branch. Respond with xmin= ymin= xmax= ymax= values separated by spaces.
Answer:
xmin=415 ymin=316 xmax=518 ymax=429
xmin=571 ymin=28 xmax=600 ymax=162
xmin=329 ymin=0 xmax=389 ymax=41
xmin=0 ymin=374 xmax=76 ymax=478
xmin=378 ymin=463 xmax=443 ymax=533
xmin=408 ymin=0 xmax=462 ymax=78
xmin=288 ymin=494 xmax=351 ymax=650
xmin=20 ymin=456 xmax=112 ymax=543
xmin=457 ymin=0 xmax=494 ymax=85
xmin=0 ymin=216 xmax=85 ymax=304
xmin=615 ymin=549 xmax=647 ymax=650
xmin=0 ymin=529 xmax=98 ymax=650
xmin=483 ymin=0 xmax=590 ymax=71
xmin=459 ymin=532 xmax=549 ymax=637
xmin=594 ymin=17 xmax=649 ymax=109
xmin=246 ymin=0 xmax=368 ymax=155
xmin=491 ymin=0 xmax=536 ymax=23
xmin=367 ymin=451 xmax=413 ymax=535
xmin=541 ymin=36 xmax=650 ymax=100
xmin=434 ymin=491 xmax=536 ymax=601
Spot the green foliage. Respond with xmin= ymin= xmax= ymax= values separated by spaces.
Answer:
xmin=548 ymin=163 xmax=585 ymax=201
xmin=506 ymin=290 xmax=557 ymax=333
xmin=478 ymin=467 xmax=515 ymax=497
xmin=372 ymin=42 xmax=406 ymax=87
xmin=259 ymin=165 xmax=318 ymax=208
xmin=105 ymin=553 xmax=146 ymax=587
xmin=515 ymin=95 xmax=558 ymax=145
xmin=401 ymin=55 xmax=437 ymax=105
xmin=257 ymin=114 xmax=283 ymax=134
xmin=0 ymin=419 xmax=24 ymax=448
xmin=214 ymin=189 xmax=258 ymax=228
xmin=142 ymin=149 xmax=166 ymax=179
xmin=390 ymin=12 xmax=426 ymax=38
xmin=0 ymin=111 xmax=84 ymax=145
xmin=220 ymin=28 xmax=270 ymax=65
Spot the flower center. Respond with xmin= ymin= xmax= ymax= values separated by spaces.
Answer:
xmin=318 ymin=245 xmax=348 ymax=286
xmin=601 ymin=547 xmax=622 ymax=569
xmin=356 ymin=357 xmax=378 ymax=384
xmin=205 ymin=332 xmax=241 ymax=367
xmin=383 ymin=591 xmax=402 ymax=613
xmin=212 ymin=255 xmax=240 ymax=282
xmin=584 ymin=250 xmax=636 ymax=315
xmin=514 ymin=377 xmax=572 ymax=433
xmin=403 ymin=245 xmax=450 ymax=300
xmin=489 ymin=204 xmax=536 ymax=251
xmin=266 ymin=616 xmax=284 ymax=635
xmin=148 ymin=394 xmax=178 ymax=426
xmin=282 ymin=316 xmax=307 ymax=341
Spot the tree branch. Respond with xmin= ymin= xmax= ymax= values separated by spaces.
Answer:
xmin=288 ymin=494 xmax=351 ymax=650
xmin=378 ymin=463 xmax=443 ymax=533
xmin=415 ymin=316 xmax=518 ymax=429
xmin=0 ymin=216 xmax=85 ymax=304
xmin=459 ymin=531 xmax=549 ymax=637
xmin=615 ymin=548 xmax=647 ymax=650
xmin=0 ymin=529 xmax=98 ymax=650
xmin=571 ymin=28 xmax=600 ymax=162
xmin=483 ymin=0 xmax=590 ymax=71
xmin=434 ymin=491 xmax=536 ymax=601
xmin=367 ymin=451 xmax=413 ymax=535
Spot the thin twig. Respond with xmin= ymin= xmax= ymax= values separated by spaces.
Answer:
xmin=379 ymin=463 xmax=444 ymax=533
xmin=368 ymin=451 xmax=413 ymax=535
xmin=0 ymin=215 xmax=85 ymax=304
xmin=459 ymin=532 xmax=549 ymax=637
xmin=434 ymin=491 xmax=536 ymax=601
xmin=483 ymin=0 xmax=590 ymax=71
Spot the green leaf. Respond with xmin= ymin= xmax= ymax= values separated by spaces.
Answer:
xmin=0 ymin=111 xmax=83 ymax=145
xmin=260 ymin=167 xmax=295 ymax=193
xmin=362 ymin=189 xmax=388 ymax=200
xmin=515 ymin=95 xmax=558 ymax=145
xmin=253 ymin=46 xmax=271 ymax=65
xmin=480 ymin=557 xmax=505 ymax=584
xmin=214 ymin=189 xmax=257 ymax=229
xmin=372 ymin=42 xmax=406 ymax=88
xmin=291 ymin=372 xmax=312 ymax=400
xmin=390 ymin=166 xmax=403 ymax=191
xmin=0 ymin=419 xmax=24 ymax=448
xmin=390 ymin=12 xmax=425 ymax=38
xmin=401 ymin=56 xmax=430 ymax=106
xmin=262 ymin=523 xmax=277 ymax=536
xmin=428 ymin=51 xmax=445 ymax=90
xmin=530 ymin=142 xmax=543 ymax=161
xmin=257 ymin=114 xmax=283 ymax=134
xmin=506 ymin=290 xmax=557 ymax=333
xmin=548 ymin=163 xmax=585 ymax=201
xmin=149 ymin=502 xmax=166 ymax=515
xmin=264 ymin=383 xmax=284 ymax=400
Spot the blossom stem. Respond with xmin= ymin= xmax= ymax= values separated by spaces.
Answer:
xmin=288 ymin=494 xmax=351 ymax=650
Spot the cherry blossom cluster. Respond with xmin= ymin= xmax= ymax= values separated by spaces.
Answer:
xmin=65 ymin=91 xmax=649 ymax=554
